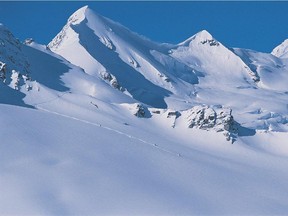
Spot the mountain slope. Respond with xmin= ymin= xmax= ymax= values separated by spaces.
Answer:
xmin=47 ymin=6 xmax=288 ymax=135
xmin=1 ymin=104 xmax=288 ymax=215
xmin=233 ymin=48 xmax=288 ymax=91
xmin=0 ymin=5 xmax=288 ymax=215
xmin=49 ymin=6 xmax=223 ymax=109
xmin=272 ymin=39 xmax=288 ymax=58
xmin=48 ymin=6 xmax=174 ymax=108
xmin=172 ymin=30 xmax=259 ymax=85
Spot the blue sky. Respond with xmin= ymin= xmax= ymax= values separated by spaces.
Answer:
xmin=0 ymin=1 xmax=288 ymax=53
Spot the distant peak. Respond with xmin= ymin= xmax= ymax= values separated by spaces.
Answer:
xmin=178 ymin=30 xmax=219 ymax=47
xmin=272 ymin=39 xmax=288 ymax=58
xmin=194 ymin=30 xmax=213 ymax=40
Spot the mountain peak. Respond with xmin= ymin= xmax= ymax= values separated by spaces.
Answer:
xmin=194 ymin=30 xmax=213 ymax=40
xmin=67 ymin=5 xmax=89 ymax=25
xmin=48 ymin=5 xmax=92 ymax=51
xmin=272 ymin=39 xmax=288 ymax=58
xmin=178 ymin=30 xmax=218 ymax=47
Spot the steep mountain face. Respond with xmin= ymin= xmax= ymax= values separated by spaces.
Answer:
xmin=0 ymin=24 xmax=29 ymax=77
xmin=1 ymin=5 xmax=288 ymax=215
xmin=0 ymin=24 xmax=32 ymax=107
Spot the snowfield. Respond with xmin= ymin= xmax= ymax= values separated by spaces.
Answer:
xmin=1 ymin=5 xmax=288 ymax=215
xmin=1 ymin=104 xmax=288 ymax=215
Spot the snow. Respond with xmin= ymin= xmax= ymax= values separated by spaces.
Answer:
xmin=233 ymin=48 xmax=288 ymax=91
xmin=0 ymin=5 xmax=288 ymax=215
xmin=1 ymin=104 xmax=288 ymax=215
xmin=178 ymin=29 xmax=214 ymax=47
xmin=272 ymin=39 xmax=288 ymax=58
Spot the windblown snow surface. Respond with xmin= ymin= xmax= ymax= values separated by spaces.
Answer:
xmin=1 ymin=6 xmax=288 ymax=215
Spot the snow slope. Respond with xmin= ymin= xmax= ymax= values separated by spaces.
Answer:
xmin=0 ymin=5 xmax=288 ymax=215
xmin=233 ymin=48 xmax=288 ymax=91
xmin=1 ymin=104 xmax=288 ymax=215
xmin=272 ymin=39 xmax=288 ymax=58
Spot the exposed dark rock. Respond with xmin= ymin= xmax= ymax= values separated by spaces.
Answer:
xmin=128 ymin=57 xmax=139 ymax=68
xmin=100 ymin=71 xmax=124 ymax=91
xmin=167 ymin=111 xmax=181 ymax=118
xmin=24 ymin=38 xmax=34 ymax=45
xmin=134 ymin=103 xmax=146 ymax=118
xmin=110 ymin=77 xmax=121 ymax=90
xmin=100 ymin=36 xmax=115 ymax=50
xmin=187 ymin=105 xmax=238 ymax=142
xmin=200 ymin=39 xmax=219 ymax=46
xmin=152 ymin=110 xmax=161 ymax=114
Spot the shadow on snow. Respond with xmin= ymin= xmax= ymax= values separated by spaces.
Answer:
xmin=72 ymin=20 xmax=171 ymax=109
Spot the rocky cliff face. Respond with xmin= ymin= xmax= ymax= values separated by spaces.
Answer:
xmin=0 ymin=24 xmax=30 ymax=77
xmin=0 ymin=24 xmax=31 ymax=92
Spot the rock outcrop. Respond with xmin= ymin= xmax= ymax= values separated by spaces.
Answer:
xmin=100 ymin=71 xmax=124 ymax=91
xmin=186 ymin=105 xmax=237 ymax=141
xmin=133 ymin=103 xmax=146 ymax=118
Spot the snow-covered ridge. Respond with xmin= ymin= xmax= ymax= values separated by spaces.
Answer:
xmin=2 ymin=6 xmax=288 ymax=133
xmin=272 ymin=39 xmax=288 ymax=58
xmin=48 ymin=6 xmax=90 ymax=52
xmin=68 ymin=5 xmax=88 ymax=25
xmin=178 ymin=30 xmax=217 ymax=47
xmin=48 ymin=5 xmax=164 ymax=53
xmin=1 ymin=5 xmax=288 ymax=215
xmin=46 ymin=5 xmax=288 ymax=132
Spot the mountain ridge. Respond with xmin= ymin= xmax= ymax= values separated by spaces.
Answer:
xmin=272 ymin=38 xmax=288 ymax=58
xmin=0 ymin=6 xmax=287 ymax=133
xmin=1 ymin=5 xmax=288 ymax=215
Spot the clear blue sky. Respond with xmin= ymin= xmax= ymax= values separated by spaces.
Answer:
xmin=0 ymin=1 xmax=288 ymax=53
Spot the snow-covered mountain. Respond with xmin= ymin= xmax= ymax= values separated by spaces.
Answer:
xmin=1 ymin=5 xmax=288 ymax=215
xmin=272 ymin=39 xmax=288 ymax=58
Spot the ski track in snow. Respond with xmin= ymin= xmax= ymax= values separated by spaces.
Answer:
xmin=36 ymin=105 xmax=181 ymax=158
xmin=33 ymin=91 xmax=71 ymax=106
